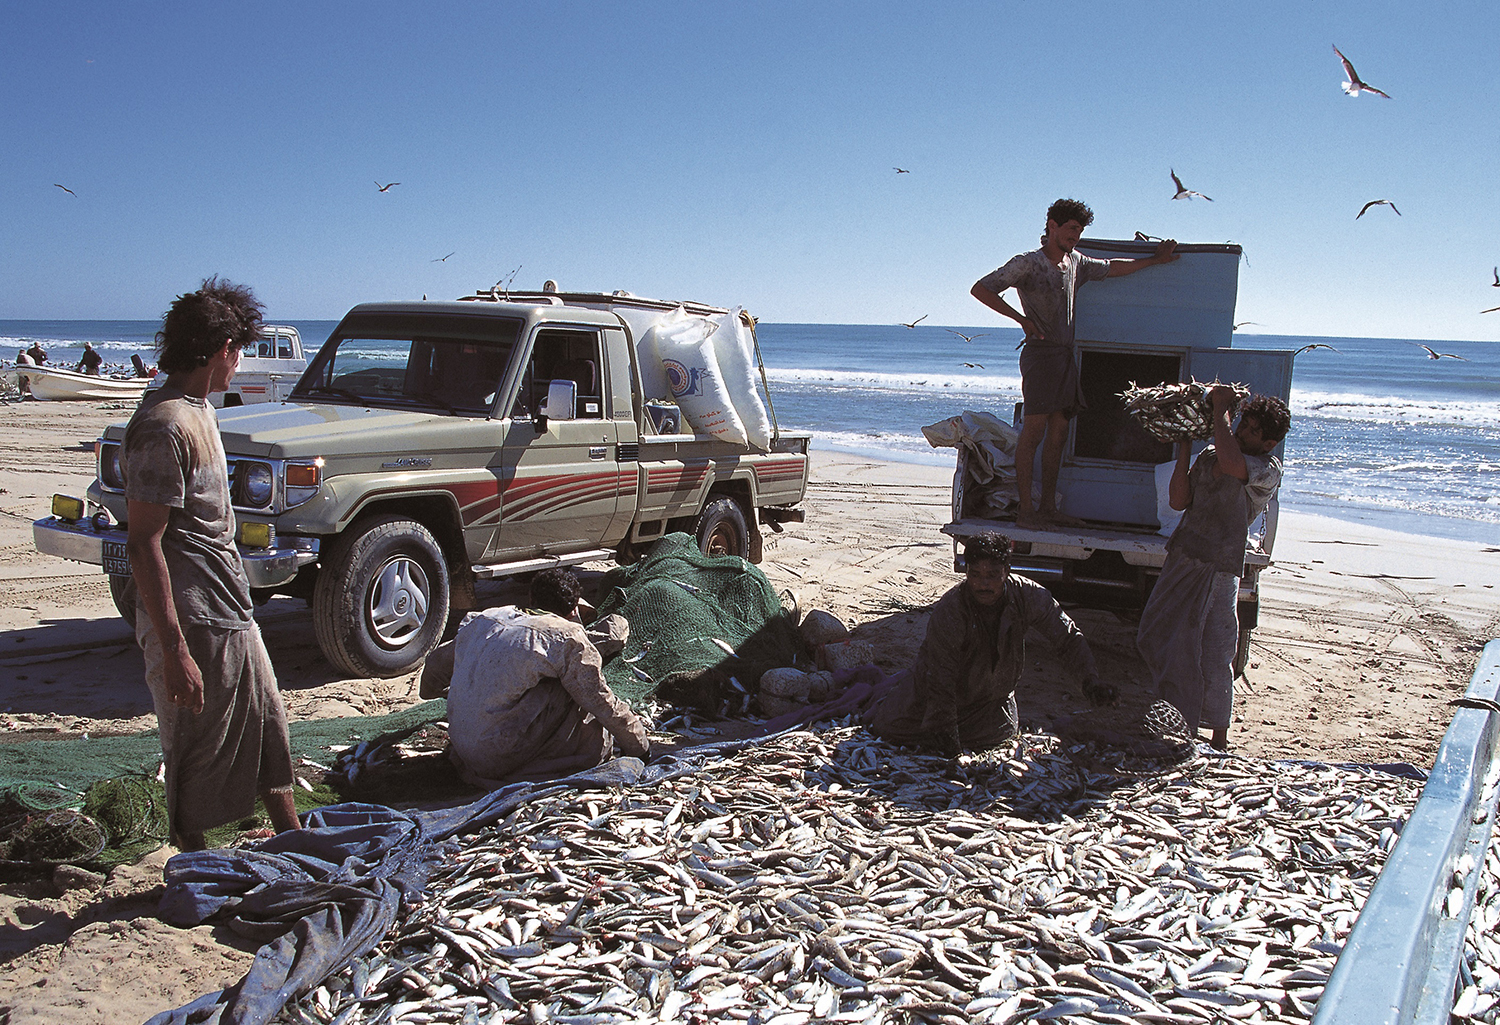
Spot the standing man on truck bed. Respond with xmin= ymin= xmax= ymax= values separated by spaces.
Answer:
xmin=970 ymin=198 xmax=1178 ymax=528
xmin=1136 ymin=387 xmax=1289 ymax=751
xmin=123 ymin=278 xmax=300 ymax=850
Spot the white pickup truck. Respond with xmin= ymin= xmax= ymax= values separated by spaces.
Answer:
xmin=37 ymin=291 xmax=810 ymax=678
xmin=146 ymin=324 xmax=307 ymax=407
xmin=943 ymin=239 xmax=1295 ymax=674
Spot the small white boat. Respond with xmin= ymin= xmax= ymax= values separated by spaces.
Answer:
xmin=22 ymin=365 xmax=152 ymax=402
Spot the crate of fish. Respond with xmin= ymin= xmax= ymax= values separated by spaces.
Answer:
xmin=1119 ymin=378 xmax=1250 ymax=442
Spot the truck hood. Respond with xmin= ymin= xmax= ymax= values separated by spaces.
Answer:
xmin=215 ymin=402 xmax=488 ymax=457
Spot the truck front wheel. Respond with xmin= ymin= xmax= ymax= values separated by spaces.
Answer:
xmin=696 ymin=496 xmax=749 ymax=559
xmin=313 ymin=516 xmax=450 ymax=678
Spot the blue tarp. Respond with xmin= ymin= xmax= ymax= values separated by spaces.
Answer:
xmin=144 ymin=737 xmax=769 ymax=1025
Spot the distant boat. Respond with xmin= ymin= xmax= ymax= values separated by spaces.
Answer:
xmin=21 ymin=365 xmax=151 ymax=402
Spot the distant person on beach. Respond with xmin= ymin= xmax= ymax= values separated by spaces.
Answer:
xmin=75 ymin=341 xmax=103 ymax=375
xmin=863 ymin=531 xmax=1117 ymax=757
xmin=122 ymin=277 xmax=299 ymax=850
xmin=1136 ymin=388 xmax=1289 ymax=751
xmin=15 ymin=349 xmax=34 ymax=397
xmin=25 ymin=342 xmax=48 ymax=365
xmin=970 ymin=198 xmax=1178 ymax=528
xmin=418 ymin=568 xmax=649 ymax=787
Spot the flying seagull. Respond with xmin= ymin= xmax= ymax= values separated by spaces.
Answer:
xmin=900 ymin=314 xmax=928 ymax=329
xmin=1356 ymin=199 xmax=1400 ymax=219
xmin=1333 ymin=45 xmax=1390 ymax=99
xmin=960 ymin=362 xmax=984 ymax=369
xmin=1481 ymin=305 xmax=1500 ymax=314
xmin=945 ymin=328 xmax=990 ymax=343
xmin=1170 ymin=169 xmax=1211 ymax=202
xmin=1134 ymin=231 xmax=1164 ymax=242
xmin=1415 ymin=344 xmax=1467 ymax=360
xmin=432 ymin=252 xmax=455 ymax=263
xmin=894 ymin=167 xmax=910 ymax=174
xmin=375 ymin=181 xmax=400 ymax=193
xmin=53 ymin=183 xmax=76 ymax=196
xmin=1293 ymin=343 xmax=1341 ymax=356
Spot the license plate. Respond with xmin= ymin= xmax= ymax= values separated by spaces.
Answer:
xmin=102 ymin=538 xmax=130 ymax=577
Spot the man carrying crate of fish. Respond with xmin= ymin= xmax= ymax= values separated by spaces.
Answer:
xmin=1134 ymin=384 xmax=1290 ymax=751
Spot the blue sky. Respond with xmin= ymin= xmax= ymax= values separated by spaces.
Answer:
xmin=4 ymin=1 xmax=1498 ymax=342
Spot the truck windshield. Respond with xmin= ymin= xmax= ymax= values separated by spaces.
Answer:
xmin=292 ymin=315 xmax=520 ymax=414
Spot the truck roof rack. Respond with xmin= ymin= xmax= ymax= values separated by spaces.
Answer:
xmin=457 ymin=289 xmax=730 ymax=317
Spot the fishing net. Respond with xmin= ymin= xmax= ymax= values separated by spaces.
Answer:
xmin=1119 ymin=379 xmax=1250 ymax=442
xmin=593 ymin=533 xmax=803 ymax=707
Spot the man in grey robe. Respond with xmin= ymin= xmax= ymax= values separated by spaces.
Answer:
xmin=1137 ymin=388 xmax=1289 ymax=750
xmin=864 ymin=532 xmax=1116 ymax=756
xmin=970 ymin=198 xmax=1177 ymax=528
xmin=420 ymin=569 xmax=649 ymax=787
xmin=124 ymin=278 xmax=298 ymax=850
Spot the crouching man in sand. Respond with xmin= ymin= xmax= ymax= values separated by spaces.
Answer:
xmin=1137 ymin=388 xmax=1289 ymax=751
xmin=420 ymin=568 xmax=650 ymax=787
xmin=864 ymin=532 xmax=1117 ymax=757
xmin=124 ymin=278 xmax=299 ymax=850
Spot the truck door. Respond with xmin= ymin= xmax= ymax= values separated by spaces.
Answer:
xmin=491 ymin=327 xmax=628 ymax=558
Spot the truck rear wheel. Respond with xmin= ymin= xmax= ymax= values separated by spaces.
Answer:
xmin=696 ymin=496 xmax=749 ymax=559
xmin=109 ymin=575 xmax=137 ymax=632
xmin=313 ymin=515 xmax=450 ymax=678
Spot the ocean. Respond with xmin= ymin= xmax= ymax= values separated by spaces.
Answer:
xmin=4 ymin=319 xmax=1497 ymax=545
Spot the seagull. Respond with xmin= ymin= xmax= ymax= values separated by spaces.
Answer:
xmin=1170 ymin=169 xmax=1212 ymax=202
xmin=375 ymin=181 xmax=400 ymax=192
xmin=960 ymin=362 xmax=985 ymax=369
xmin=1481 ymin=306 xmax=1500 ymax=315
xmin=53 ymin=183 xmax=76 ymax=196
xmin=1333 ymin=45 xmax=1391 ymax=99
xmin=1133 ymin=231 xmax=1164 ymax=242
xmin=894 ymin=167 xmax=910 ymax=174
xmin=900 ymin=314 xmax=928 ymax=329
xmin=1233 ymin=321 xmax=1262 ymax=331
xmin=945 ymin=329 xmax=990 ymax=343
xmin=1293 ymin=343 xmax=1341 ymax=356
xmin=1416 ymin=344 xmax=1468 ymax=360
xmin=432 ymin=252 xmax=455 ymax=263
xmin=1356 ymin=199 xmax=1400 ymax=219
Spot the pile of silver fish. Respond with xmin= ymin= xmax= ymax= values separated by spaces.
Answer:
xmin=1453 ymin=767 xmax=1500 ymax=1023
xmin=271 ymin=726 xmax=1425 ymax=1025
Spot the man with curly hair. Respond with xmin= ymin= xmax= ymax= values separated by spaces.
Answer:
xmin=123 ymin=277 xmax=299 ymax=850
xmin=971 ymin=198 xmax=1179 ymax=528
xmin=1137 ymin=387 xmax=1290 ymax=750
xmin=421 ymin=568 xmax=649 ymax=786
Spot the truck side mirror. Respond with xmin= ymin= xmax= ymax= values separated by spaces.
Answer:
xmin=539 ymin=379 xmax=577 ymax=424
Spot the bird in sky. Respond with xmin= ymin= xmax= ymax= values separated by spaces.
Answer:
xmin=1233 ymin=321 xmax=1262 ymax=331
xmin=1482 ymin=305 xmax=1500 ymax=315
xmin=894 ymin=167 xmax=910 ymax=174
xmin=1415 ymin=344 xmax=1468 ymax=360
xmin=53 ymin=183 xmax=76 ymax=196
xmin=432 ymin=252 xmax=455 ymax=263
xmin=945 ymin=329 xmax=990 ymax=343
xmin=1356 ymin=199 xmax=1400 ymax=219
xmin=1170 ymin=169 xmax=1211 ymax=202
xmin=960 ymin=362 xmax=985 ymax=369
xmin=900 ymin=315 xmax=928 ymax=329
xmin=375 ymin=181 xmax=400 ymax=193
xmin=1134 ymin=231 xmax=1164 ymax=242
xmin=1333 ymin=45 xmax=1391 ymax=99
xmin=1293 ymin=343 xmax=1341 ymax=356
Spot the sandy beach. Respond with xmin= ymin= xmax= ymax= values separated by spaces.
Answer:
xmin=1 ymin=399 xmax=1497 ymax=1024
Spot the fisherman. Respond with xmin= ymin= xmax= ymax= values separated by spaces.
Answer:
xmin=864 ymin=531 xmax=1116 ymax=756
xmin=970 ymin=199 xmax=1178 ymax=528
xmin=25 ymin=341 xmax=48 ymax=365
xmin=1136 ymin=387 xmax=1289 ymax=751
xmin=14 ymin=349 xmax=33 ymax=397
xmin=420 ymin=568 xmax=650 ymax=787
xmin=76 ymin=341 xmax=103 ymax=375
xmin=123 ymin=277 xmax=299 ymax=850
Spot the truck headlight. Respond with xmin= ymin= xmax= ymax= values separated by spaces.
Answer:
xmin=98 ymin=442 xmax=124 ymax=491
xmin=236 ymin=461 xmax=274 ymax=508
xmin=284 ymin=458 xmax=323 ymax=509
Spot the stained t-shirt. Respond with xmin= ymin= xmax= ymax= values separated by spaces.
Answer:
xmin=1167 ymin=445 xmax=1282 ymax=575
xmin=976 ymin=248 xmax=1113 ymax=349
xmin=123 ymin=386 xmax=254 ymax=630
